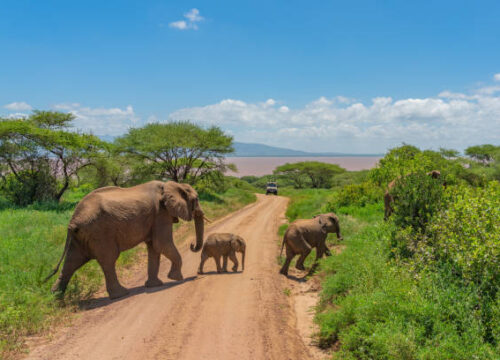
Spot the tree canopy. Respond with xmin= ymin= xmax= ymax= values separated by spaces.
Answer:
xmin=274 ymin=161 xmax=345 ymax=188
xmin=115 ymin=122 xmax=234 ymax=184
xmin=0 ymin=112 xmax=105 ymax=204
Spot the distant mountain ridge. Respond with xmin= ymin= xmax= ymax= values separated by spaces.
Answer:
xmin=230 ymin=142 xmax=381 ymax=157
xmin=97 ymin=136 xmax=380 ymax=157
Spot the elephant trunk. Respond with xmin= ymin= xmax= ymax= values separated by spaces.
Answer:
xmin=241 ymin=247 xmax=245 ymax=271
xmin=191 ymin=207 xmax=204 ymax=252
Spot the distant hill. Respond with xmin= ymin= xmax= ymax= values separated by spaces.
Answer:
xmin=230 ymin=142 xmax=380 ymax=157
xmin=97 ymin=136 xmax=380 ymax=157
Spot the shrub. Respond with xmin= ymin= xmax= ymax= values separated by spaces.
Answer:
xmin=328 ymin=181 xmax=383 ymax=211
xmin=427 ymin=182 xmax=500 ymax=294
xmin=391 ymin=172 xmax=445 ymax=235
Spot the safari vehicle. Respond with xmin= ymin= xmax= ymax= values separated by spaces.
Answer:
xmin=266 ymin=181 xmax=278 ymax=195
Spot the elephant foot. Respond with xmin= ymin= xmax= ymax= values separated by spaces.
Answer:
xmin=145 ymin=278 xmax=163 ymax=288
xmin=168 ymin=269 xmax=184 ymax=281
xmin=108 ymin=286 xmax=129 ymax=300
xmin=295 ymin=263 xmax=306 ymax=271
xmin=197 ymin=270 xmax=204 ymax=275
xmin=279 ymin=268 xmax=288 ymax=276
xmin=232 ymin=267 xmax=238 ymax=272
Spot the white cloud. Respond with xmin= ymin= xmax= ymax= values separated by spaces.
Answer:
xmin=184 ymin=8 xmax=203 ymax=22
xmin=53 ymin=103 xmax=140 ymax=136
xmin=169 ymin=84 xmax=500 ymax=153
xmin=494 ymin=73 xmax=500 ymax=81
xmin=169 ymin=20 xmax=188 ymax=30
xmin=4 ymin=101 xmax=32 ymax=111
xmin=169 ymin=8 xmax=204 ymax=30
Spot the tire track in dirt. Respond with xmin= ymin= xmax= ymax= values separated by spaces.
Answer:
xmin=26 ymin=195 xmax=314 ymax=360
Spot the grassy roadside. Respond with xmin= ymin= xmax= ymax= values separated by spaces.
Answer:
xmin=0 ymin=186 xmax=257 ymax=357
xmin=278 ymin=187 xmax=499 ymax=359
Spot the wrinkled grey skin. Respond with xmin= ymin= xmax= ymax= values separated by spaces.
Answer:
xmin=279 ymin=213 xmax=342 ymax=276
xmin=46 ymin=181 xmax=204 ymax=299
xmin=198 ymin=233 xmax=246 ymax=274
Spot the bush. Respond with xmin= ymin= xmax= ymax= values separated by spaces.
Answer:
xmin=427 ymin=182 xmax=500 ymax=294
xmin=0 ymin=167 xmax=58 ymax=206
xmin=328 ymin=181 xmax=383 ymax=211
xmin=391 ymin=172 xmax=445 ymax=235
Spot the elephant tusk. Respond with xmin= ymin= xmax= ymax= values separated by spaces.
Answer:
xmin=203 ymin=215 xmax=212 ymax=223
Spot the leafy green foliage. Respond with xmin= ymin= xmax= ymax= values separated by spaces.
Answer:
xmin=0 ymin=112 xmax=105 ymax=204
xmin=391 ymin=172 xmax=445 ymax=235
xmin=328 ymin=181 xmax=383 ymax=211
xmin=115 ymin=122 xmax=233 ymax=184
xmin=274 ymin=161 xmax=345 ymax=188
xmin=465 ymin=144 xmax=500 ymax=165
xmin=426 ymin=182 xmax=500 ymax=293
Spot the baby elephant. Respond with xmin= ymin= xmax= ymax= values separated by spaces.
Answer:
xmin=280 ymin=212 xmax=342 ymax=276
xmin=198 ymin=233 xmax=246 ymax=274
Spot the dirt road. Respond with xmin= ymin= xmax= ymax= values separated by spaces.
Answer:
xmin=27 ymin=194 xmax=316 ymax=360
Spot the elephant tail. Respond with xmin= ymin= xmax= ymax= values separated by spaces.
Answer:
xmin=43 ymin=228 xmax=74 ymax=283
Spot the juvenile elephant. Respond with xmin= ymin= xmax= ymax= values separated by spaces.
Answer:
xmin=384 ymin=170 xmax=443 ymax=220
xmin=45 ymin=181 xmax=205 ymax=299
xmin=198 ymin=233 xmax=246 ymax=274
xmin=279 ymin=213 xmax=342 ymax=276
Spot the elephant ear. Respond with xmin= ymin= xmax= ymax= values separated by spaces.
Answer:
xmin=162 ymin=181 xmax=191 ymax=221
xmin=318 ymin=215 xmax=328 ymax=234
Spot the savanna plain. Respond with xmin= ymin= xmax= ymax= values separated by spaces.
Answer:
xmin=1 ymin=114 xmax=499 ymax=360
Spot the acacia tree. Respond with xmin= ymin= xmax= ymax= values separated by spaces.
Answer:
xmin=274 ymin=161 xmax=345 ymax=188
xmin=0 ymin=111 xmax=105 ymax=204
xmin=115 ymin=122 xmax=234 ymax=184
xmin=465 ymin=144 xmax=499 ymax=165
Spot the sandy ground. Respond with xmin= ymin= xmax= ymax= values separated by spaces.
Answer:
xmin=26 ymin=194 xmax=325 ymax=360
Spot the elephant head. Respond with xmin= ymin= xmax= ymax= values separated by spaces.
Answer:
xmin=162 ymin=181 xmax=204 ymax=252
xmin=231 ymin=236 xmax=246 ymax=270
xmin=316 ymin=213 xmax=343 ymax=240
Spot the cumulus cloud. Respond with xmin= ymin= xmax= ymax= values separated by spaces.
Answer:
xmin=169 ymin=84 xmax=500 ymax=153
xmin=494 ymin=73 xmax=500 ymax=81
xmin=169 ymin=8 xmax=204 ymax=30
xmin=53 ymin=103 xmax=140 ymax=136
xmin=4 ymin=101 xmax=32 ymax=111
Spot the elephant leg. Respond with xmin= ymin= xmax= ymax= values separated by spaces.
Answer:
xmin=51 ymin=243 xmax=89 ymax=294
xmin=214 ymin=255 xmax=222 ymax=273
xmin=145 ymin=242 xmax=163 ymax=288
xmin=279 ymin=246 xmax=294 ymax=276
xmin=97 ymin=253 xmax=128 ymax=300
xmin=295 ymin=246 xmax=311 ymax=271
xmin=222 ymin=255 xmax=229 ymax=272
xmin=159 ymin=241 xmax=183 ymax=281
xmin=198 ymin=251 xmax=209 ymax=274
xmin=229 ymin=251 xmax=239 ymax=272
xmin=316 ymin=244 xmax=327 ymax=260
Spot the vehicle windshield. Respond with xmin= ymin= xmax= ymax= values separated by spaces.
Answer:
xmin=267 ymin=183 xmax=277 ymax=188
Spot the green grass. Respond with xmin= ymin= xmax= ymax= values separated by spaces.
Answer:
xmin=0 ymin=185 xmax=256 ymax=357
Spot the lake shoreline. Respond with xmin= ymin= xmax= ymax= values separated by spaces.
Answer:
xmin=225 ymin=156 xmax=382 ymax=177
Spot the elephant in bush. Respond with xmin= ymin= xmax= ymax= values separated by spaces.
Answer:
xmin=384 ymin=170 xmax=443 ymax=220
xmin=279 ymin=213 xmax=342 ymax=276
xmin=198 ymin=233 xmax=246 ymax=274
xmin=45 ymin=181 xmax=205 ymax=299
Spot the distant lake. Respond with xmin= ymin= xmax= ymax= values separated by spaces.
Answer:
xmin=226 ymin=157 xmax=382 ymax=177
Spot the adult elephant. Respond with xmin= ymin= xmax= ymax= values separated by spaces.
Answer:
xmin=384 ymin=170 xmax=443 ymax=220
xmin=46 ymin=181 xmax=205 ymax=299
xmin=279 ymin=213 xmax=342 ymax=276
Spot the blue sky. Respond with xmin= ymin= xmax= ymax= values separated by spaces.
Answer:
xmin=1 ymin=1 xmax=500 ymax=153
